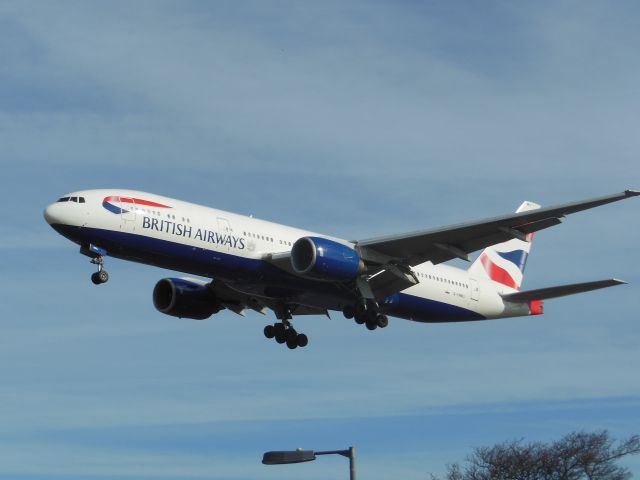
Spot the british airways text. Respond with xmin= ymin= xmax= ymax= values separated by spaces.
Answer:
xmin=142 ymin=216 xmax=246 ymax=249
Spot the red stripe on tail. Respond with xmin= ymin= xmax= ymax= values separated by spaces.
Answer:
xmin=479 ymin=253 xmax=518 ymax=289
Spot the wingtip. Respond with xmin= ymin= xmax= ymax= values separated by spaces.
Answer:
xmin=625 ymin=189 xmax=640 ymax=197
xmin=611 ymin=278 xmax=628 ymax=285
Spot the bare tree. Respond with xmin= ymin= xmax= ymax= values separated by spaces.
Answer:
xmin=431 ymin=431 xmax=640 ymax=480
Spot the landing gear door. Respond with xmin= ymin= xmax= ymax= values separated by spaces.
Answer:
xmin=470 ymin=278 xmax=480 ymax=301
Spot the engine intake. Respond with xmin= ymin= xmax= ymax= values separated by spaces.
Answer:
xmin=153 ymin=278 xmax=222 ymax=320
xmin=291 ymin=236 xmax=363 ymax=281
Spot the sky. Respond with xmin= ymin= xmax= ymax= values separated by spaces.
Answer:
xmin=1 ymin=1 xmax=639 ymax=478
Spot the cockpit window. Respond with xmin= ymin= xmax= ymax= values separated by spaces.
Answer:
xmin=56 ymin=196 xmax=85 ymax=203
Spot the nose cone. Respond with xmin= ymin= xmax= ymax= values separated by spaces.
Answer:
xmin=43 ymin=203 xmax=63 ymax=225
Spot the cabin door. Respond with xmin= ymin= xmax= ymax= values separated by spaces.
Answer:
xmin=119 ymin=197 xmax=137 ymax=231
xmin=470 ymin=278 xmax=480 ymax=301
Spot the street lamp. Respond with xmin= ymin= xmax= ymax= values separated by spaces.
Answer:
xmin=263 ymin=446 xmax=356 ymax=480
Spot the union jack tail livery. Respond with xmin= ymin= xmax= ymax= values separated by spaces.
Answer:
xmin=468 ymin=201 xmax=540 ymax=291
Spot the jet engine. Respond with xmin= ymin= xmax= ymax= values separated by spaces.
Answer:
xmin=152 ymin=278 xmax=222 ymax=320
xmin=291 ymin=236 xmax=364 ymax=281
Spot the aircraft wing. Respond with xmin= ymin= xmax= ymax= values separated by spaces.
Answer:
xmin=356 ymin=190 xmax=639 ymax=268
xmin=210 ymin=279 xmax=328 ymax=318
xmin=502 ymin=279 xmax=626 ymax=302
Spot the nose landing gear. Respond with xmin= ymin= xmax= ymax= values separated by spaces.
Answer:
xmin=90 ymin=256 xmax=109 ymax=284
xmin=81 ymin=244 xmax=109 ymax=285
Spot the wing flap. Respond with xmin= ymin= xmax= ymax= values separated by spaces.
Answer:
xmin=210 ymin=279 xmax=327 ymax=318
xmin=502 ymin=279 xmax=626 ymax=302
xmin=368 ymin=266 xmax=419 ymax=300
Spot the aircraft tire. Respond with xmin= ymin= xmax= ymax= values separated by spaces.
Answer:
xmin=377 ymin=314 xmax=389 ymax=328
xmin=97 ymin=270 xmax=109 ymax=283
xmin=274 ymin=323 xmax=286 ymax=343
xmin=365 ymin=319 xmax=378 ymax=330
xmin=297 ymin=333 xmax=308 ymax=348
xmin=354 ymin=312 xmax=366 ymax=325
xmin=342 ymin=305 xmax=355 ymax=319
xmin=91 ymin=272 xmax=101 ymax=285
xmin=285 ymin=328 xmax=298 ymax=342
xmin=366 ymin=307 xmax=378 ymax=320
xmin=286 ymin=336 xmax=298 ymax=349
xmin=264 ymin=325 xmax=275 ymax=339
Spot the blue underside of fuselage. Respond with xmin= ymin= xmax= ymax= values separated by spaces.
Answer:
xmin=51 ymin=224 xmax=486 ymax=323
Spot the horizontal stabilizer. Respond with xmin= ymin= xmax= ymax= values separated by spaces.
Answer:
xmin=502 ymin=279 xmax=626 ymax=302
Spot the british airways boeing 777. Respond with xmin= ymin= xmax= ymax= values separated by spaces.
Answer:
xmin=44 ymin=189 xmax=639 ymax=349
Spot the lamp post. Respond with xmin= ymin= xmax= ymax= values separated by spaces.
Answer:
xmin=262 ymin=445 xmax=356 ymax=480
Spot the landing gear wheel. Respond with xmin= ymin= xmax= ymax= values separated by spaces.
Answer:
xmin=297 ymin=333 xmax=308 ymax=348
xmin=365 ymin=319 xmax=378 ymax=330
xmin=354 ymin=310 xmax=366 ymax=325
xmin=285 ymin=328 xmax=298 ymax=343
xmin=274 ymin=323 xmax=286 ymax=344
xmin=342 ymin=305 xmax=355 ymax=319
xmin=366 ymin=308 xmax=378 ymax=322
xmin=264 ymin=325 xmax=275 ymax=339
xmin=376 ymin=314 xmax=389 ymax=328
xmin=91 ymin=270 xmax=108 ymax=285
xmin=286 ymin=336 xmax=298 ymax=349
xmin=355 ymin=301 xmax=367 ymax=319
xmin=97 ymin=270 xmax=109 ymax=283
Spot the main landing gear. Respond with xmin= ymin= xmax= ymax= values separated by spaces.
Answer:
xmin=342 ymin=299 xmax=389 ymax=331
xmin=263 ymin=322 xmax=308 ymax=349
xmin=263 ymin=305 xmax=309 ymax=349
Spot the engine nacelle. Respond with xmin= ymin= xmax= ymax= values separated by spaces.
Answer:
xmin=291 ymin=236 xmax=364 ymax=281
xmin=152 ymin=278 xmax=222 ymax=320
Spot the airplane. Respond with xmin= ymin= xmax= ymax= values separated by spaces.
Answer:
xmin=44 ymin=189 xmax=639 ymax=349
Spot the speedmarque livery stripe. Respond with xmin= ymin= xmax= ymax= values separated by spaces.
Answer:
xmin=102 ymin=196 xmax=172 ymax=214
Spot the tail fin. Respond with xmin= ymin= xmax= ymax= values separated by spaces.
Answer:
xmin=468 ymin=201 xmax=540 ymax=290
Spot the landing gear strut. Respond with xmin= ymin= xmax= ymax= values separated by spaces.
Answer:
xmin=264 ymin=305 xmax=309 ymax=349
xmin=344 ymin=299 xmax=388 ymax=330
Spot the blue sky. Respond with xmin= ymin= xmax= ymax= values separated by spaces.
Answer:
xmin=1 ymin=1 xmax=639 ymax=478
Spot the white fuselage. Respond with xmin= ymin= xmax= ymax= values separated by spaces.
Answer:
xmin=44 ymin=189 xmax=532 ymax=323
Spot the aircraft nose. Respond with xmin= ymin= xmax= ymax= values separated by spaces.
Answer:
xmin=43 ymin=203 xmax=62 ymax=225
